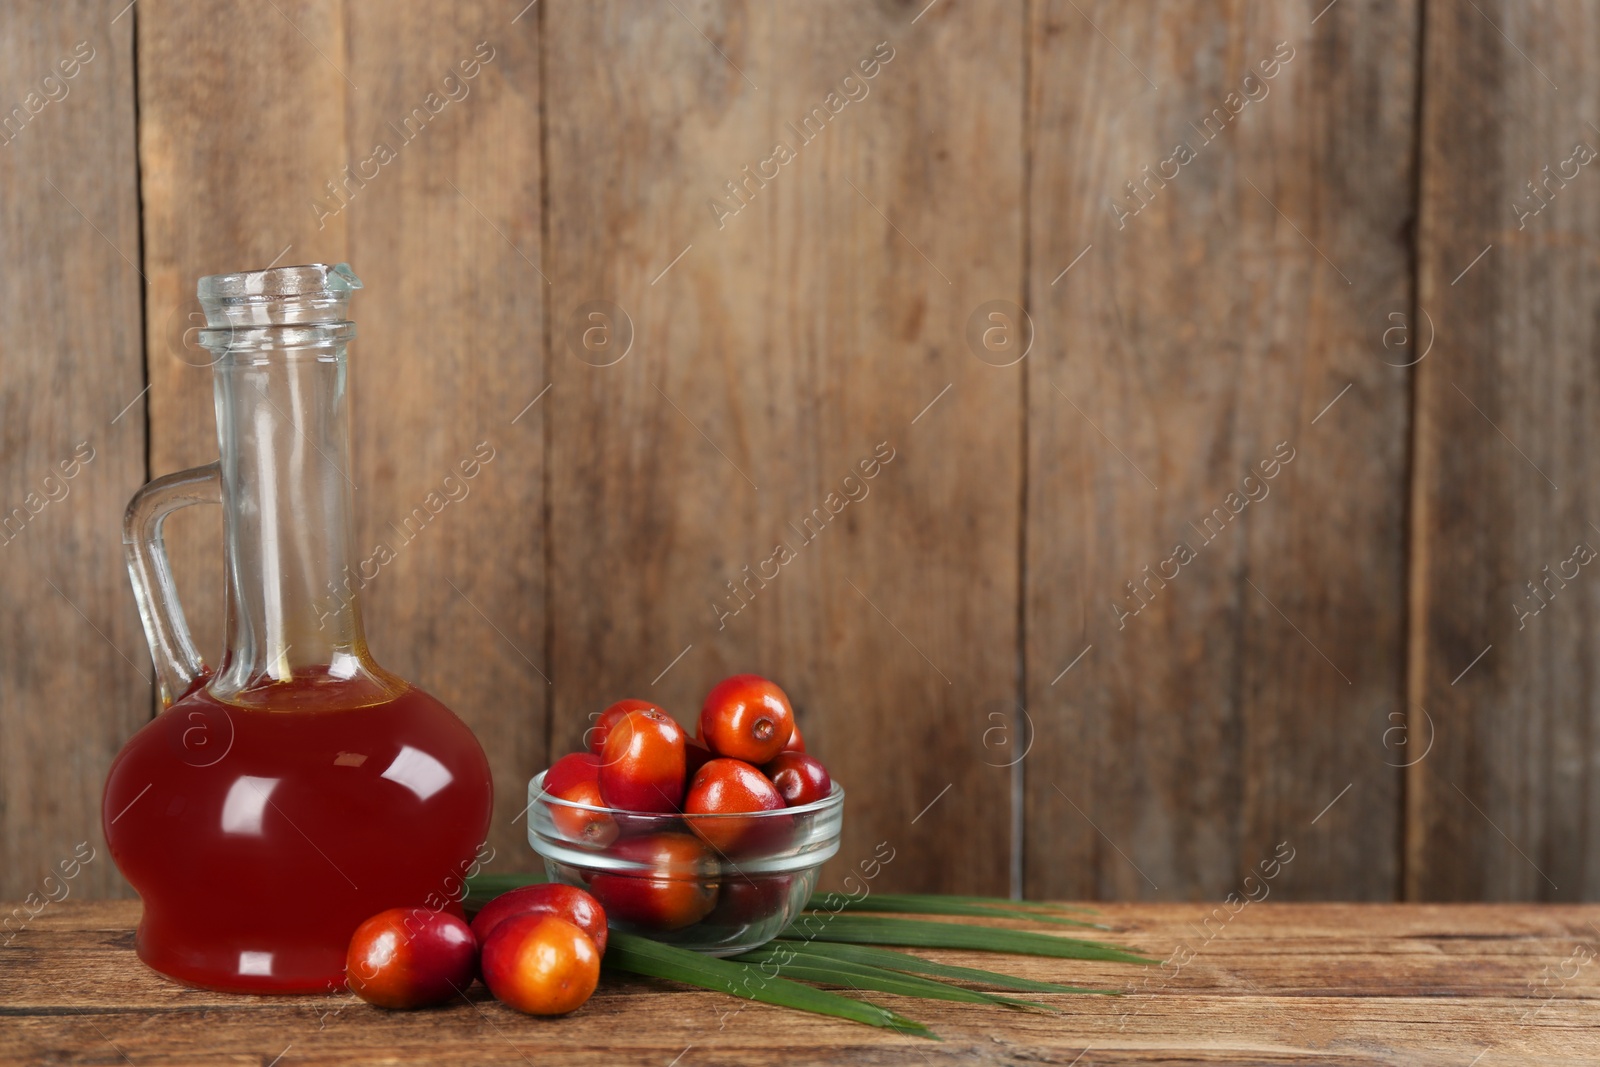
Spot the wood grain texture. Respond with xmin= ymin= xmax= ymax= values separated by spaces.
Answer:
xmin=542 ymin=1 xmax=1023 ymax=893
xmin=7 ymin=0 xmax=1600 ymax=908
xmin=137 ymin=0 xmax=547 ymax=871
xmin=1022 ymin=0 xmax=1417 ymax=900
xmin=342 ymin=3 xmax=547 ymax=874
xmin=0 ymin=2 xmax=146 ymax=899
xmin=4 ymin=901 xmax=1597 ymax=1065
xmin=1409 ymin=0 xmax=1600 ymax=900
xmin=139 ymin=0 xmax=351 ymax=675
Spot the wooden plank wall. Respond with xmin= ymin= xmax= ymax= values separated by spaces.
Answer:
xmin=1023 ymin=0 xmax=1417 ymax=900
xmin=0 ymin=0 xmax=1596 ymax=904
xmin=0 ymin=0 xmax=146 ymax=899
xmin=1410 ymin=0 xmax=1600 ymax=900
xmin=543 ymin=1 xmax=1020 ymax=894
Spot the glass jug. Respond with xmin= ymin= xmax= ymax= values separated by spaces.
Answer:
xmin=102 ymin=264 xmax=493 ymax=993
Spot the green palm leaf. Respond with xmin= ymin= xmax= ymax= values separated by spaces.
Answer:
xmin=764 ymin=940 xmax=1121 ymax=996
xmin=604 ymin=931 xmax=936 ymax=1039
xmin=805 ymin=893 xmax=1107 ymax=929
xmin=465 ymin=874 xmax=1150 ymax=1037
xmin=732 ymin=946 xmax=1055 ymax=1011
xmin=809 ymin=892 xmax=1098 ymax=916
xmin=781 ymin=914 xmax=1156 ymax=965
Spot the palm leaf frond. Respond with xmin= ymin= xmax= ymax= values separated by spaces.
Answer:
xmin=464 ymin=874 xmax=1150 ymax=1037
xmin=805 ymin=893 xmax=1108 ymax=929
xmin=733 ymin=945 xmax=1055 ymax=1011
xmin=762 ymin=939 xmax=1122 ymax=996
xmin=781 ymin=914 xmax=1156 ymax=965
xmin=604 ymin=931 xmax=936 ymax=1038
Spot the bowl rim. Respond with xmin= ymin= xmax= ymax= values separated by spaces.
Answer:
xmin=528 ymin=769 xmax=845 ymax=819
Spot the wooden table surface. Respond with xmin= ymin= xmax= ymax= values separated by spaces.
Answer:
xmin=3 ymin=901 xmax=1597 ymax=1066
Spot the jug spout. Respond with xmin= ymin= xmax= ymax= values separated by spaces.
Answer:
xmin=198 ymin=262 xmax=363 ymax=329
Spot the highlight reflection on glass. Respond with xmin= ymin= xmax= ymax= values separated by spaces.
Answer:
xmin=380 ymin=745 xmax=453 ymax=802
xmin=220 ymin=776 xmax=280 ymax=836
xmin=238 ymin=951 xmax=274 ymax=976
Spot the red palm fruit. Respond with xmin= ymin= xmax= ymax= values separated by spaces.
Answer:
xmin=544 ymin=752 xmax=601 ymax=796
xmin=480 ymin=914 xmax=599 ymax=1015
xmin=683 ymin=758 xmax=786 ymax=856
xmin=589 ymin=832 xmax=718 ymax=930
xmin=587 ymin=698 xmax=666 ymax=758
xmin=548 ymin=778 xmax=619 ymax=847
xmin=598 ymin=709 xmax=687 ymax=813
xmin=469 ymin=883 xmax=608 ymax=957
xmin=698 ymin=675 xmax=794 ymax=765
xmin=345 ymin=908 xmax=477 ymax=1010
xmin=763 ymin=751 xmax=832 ymax=806
xmin=706 ymin=874 xmax=795 ymax=927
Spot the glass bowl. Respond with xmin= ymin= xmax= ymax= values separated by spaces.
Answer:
xmin=526 ymin=770 xmax=844 ymax=956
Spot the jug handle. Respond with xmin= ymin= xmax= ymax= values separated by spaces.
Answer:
xmin=123 ymin=462 xmax=222 ymax=708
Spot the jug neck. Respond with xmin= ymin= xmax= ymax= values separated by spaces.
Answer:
xmin=198 ymin=264 xmax=395 ymax=704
